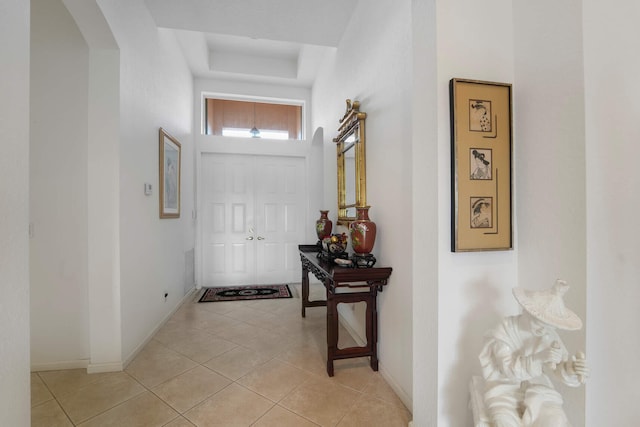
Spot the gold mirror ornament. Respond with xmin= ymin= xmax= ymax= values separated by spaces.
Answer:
xmin=334 ymin=99 xmax=367 ymax=224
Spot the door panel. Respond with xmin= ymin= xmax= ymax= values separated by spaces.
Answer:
xmin=200 ymin=153 xmax=305 ymax=287
xmin=254 ymin=157 xmax=305 ymax=284
xmin=231 ymin=203 xmax=247 ymax=233
xmin=202 ymin=154 xmax=256 ymax=286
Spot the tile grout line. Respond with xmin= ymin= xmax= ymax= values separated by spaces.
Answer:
xmin=71 ymin=372 xmax=149 ymax=426
xmin=33 ymin=287 xmax=409 ymax=426
xmin=34 ymin=372 xmax=77 ymax=426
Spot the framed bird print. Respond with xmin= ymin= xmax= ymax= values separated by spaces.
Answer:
xmin=450 ymin=79 xmax=513 ymax=252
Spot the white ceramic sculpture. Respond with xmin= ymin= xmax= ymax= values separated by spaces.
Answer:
xmin=470 ymin=280 xmax=589 ymax=427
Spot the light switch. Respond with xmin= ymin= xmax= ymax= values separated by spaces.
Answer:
xmin=144 ymin=183 xmax=152 ymax=195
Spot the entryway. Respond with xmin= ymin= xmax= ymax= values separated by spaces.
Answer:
xmin=200 ymin=153 xmax=306 ymax=287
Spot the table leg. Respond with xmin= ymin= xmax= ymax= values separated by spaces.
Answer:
xmin=301 ymin=267 xmax=309 ymax=318
xmin=327 ymin=359 xmax=335 ymax=377
xmin=369 ymin=288 xmax=379 ymax=371
xmin=326 ymin=288 xmax=336 ymax=377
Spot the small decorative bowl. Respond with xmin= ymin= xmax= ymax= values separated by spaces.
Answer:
xmin=322 ymin=233 xmax=348 ymax=255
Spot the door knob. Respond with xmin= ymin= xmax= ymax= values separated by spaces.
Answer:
xmin=246 ymin=236 xmax=254 ymax=240
xmin=257 ymin=236 xmax=265 ymax=240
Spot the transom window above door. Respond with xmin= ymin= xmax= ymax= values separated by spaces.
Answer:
xmin=204 ymin=98 xmax=303 ymax=140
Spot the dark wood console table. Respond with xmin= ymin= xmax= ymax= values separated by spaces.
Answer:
xmin=298 ymin=244 xmax=392 ymax=376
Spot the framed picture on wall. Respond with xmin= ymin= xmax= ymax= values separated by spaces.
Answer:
xmin=159 ymin=128 xmax=181 ymax=218
xmin=450 ymin=79 xmax=512 ymax=252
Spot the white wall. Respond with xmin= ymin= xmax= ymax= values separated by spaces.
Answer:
xmin=513 ymin=2 xmax=587 ymax=425
xmin=411 ymin=0 xmax=439 ymax=425
xmin=583 ymin=1 xmax=640 ymax=425
xmin=96 ymin=0 xmax=196 ymax=362
xmin=435 ymin=1 xmax=518 ymax=425
xmin=312 ymin=0 xmax=415 ymax=409
xmin=29 ymin=0 xmax=195 ymax=370
xmin=59 ymin=0 xmax=124 ymax=373
xmin=30 ymin=0 xmax=91 ymax=370
xmin=433 ymin=1 xmax=590 ymax=425
xmin=0 ymin=1 xmax=31 ymax=424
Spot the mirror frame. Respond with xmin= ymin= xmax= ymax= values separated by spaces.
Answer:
xmin=333 ymin=99 xmax=367 ymax=224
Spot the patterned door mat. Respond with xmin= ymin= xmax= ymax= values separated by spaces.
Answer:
xmin=198 ymin=284 xmax=293 ymax=302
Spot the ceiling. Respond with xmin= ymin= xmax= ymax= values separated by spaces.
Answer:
xmin=143 ymin=0 xmax=359 ymax=87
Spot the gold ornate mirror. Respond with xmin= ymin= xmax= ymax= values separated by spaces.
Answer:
xmin=334 ymin=100 xmax=367 ymax=224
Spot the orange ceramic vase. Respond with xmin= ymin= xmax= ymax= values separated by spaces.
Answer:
xmin=350 ymin=206 xmax=377 ymax=254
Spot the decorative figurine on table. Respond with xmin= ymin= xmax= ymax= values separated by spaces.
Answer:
xmin=470 ymin=280 xmax=589 ymax=427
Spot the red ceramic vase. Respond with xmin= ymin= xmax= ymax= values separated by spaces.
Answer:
xmin=316 ymin=210 xmax=333 ymax=240
xmin=350 ymin=206 xmax=377 ymax=254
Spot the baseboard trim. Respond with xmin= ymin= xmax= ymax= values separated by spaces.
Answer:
xmin=31 ymin=288 xmax=198 ymax=374
xmin=338 ymin=305 xmax=413 ymax=413
xmin=379 ymin=363 xmax=413 ymax=413
xmin=31 ymin=359 xmax=89 ymax=372
xmin=122 ymin=287 xmax=196 ymax=368
xmin=87 ymin=361 xmax=123 ymax=373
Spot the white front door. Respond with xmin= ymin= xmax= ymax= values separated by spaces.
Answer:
xmin=201 ymin=153 xmax=306 ymax=287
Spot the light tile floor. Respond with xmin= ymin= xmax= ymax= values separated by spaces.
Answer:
xmin=31 ymin=284 xmax=412 ymax=426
